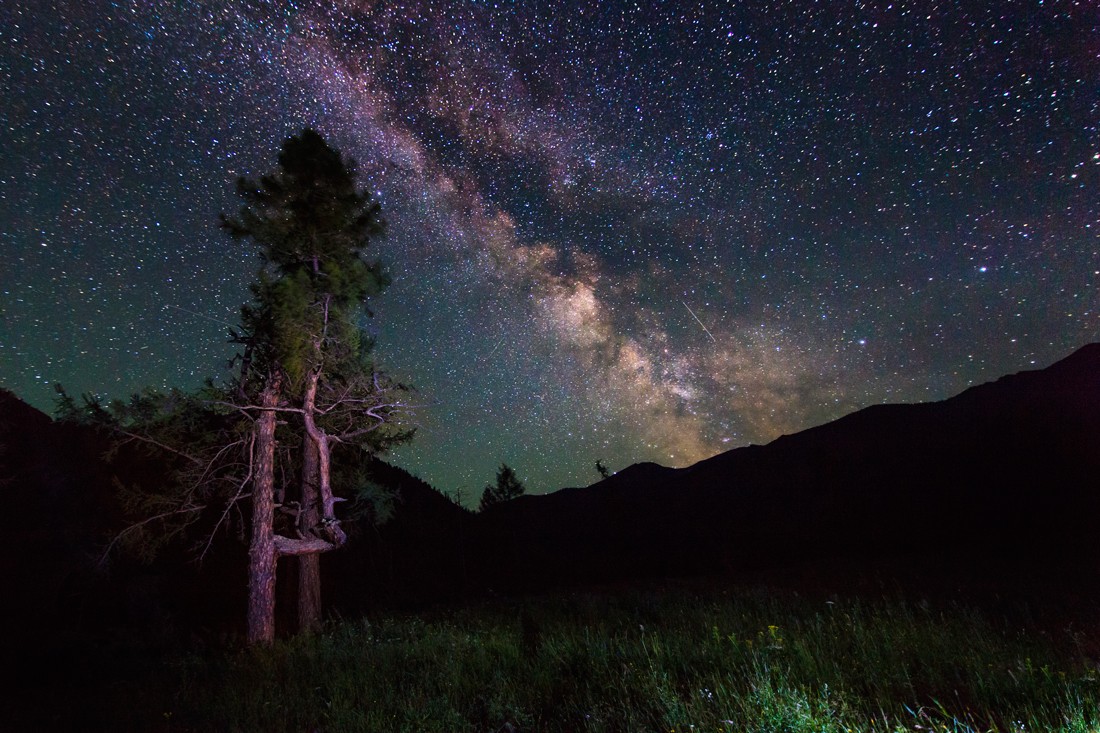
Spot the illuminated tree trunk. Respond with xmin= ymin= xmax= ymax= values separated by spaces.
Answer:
xmin=298 ymin=434 xmax=322 ymax=634
xmin=247 ymin=379 xmax=281 ymax=646
xmin=296 ymin=368 xmax=346 ymax=634
xmin=302 ymin=370 xmax=347 ymax=548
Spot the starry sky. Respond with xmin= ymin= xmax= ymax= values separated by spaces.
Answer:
xmin=2 ymin=0 xmax=1097 ymax=498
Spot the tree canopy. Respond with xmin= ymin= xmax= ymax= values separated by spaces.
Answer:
xmin=222 ymin=128 xmax=390 ymax=388
xmin=480 ymin=463 xmax=526 ymax=511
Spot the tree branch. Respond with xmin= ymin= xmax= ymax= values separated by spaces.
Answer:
xmin=208 ymin=401 xmax=304 ymax=415
xmin=117 ymin=429 xmax=206 ymax=467
xmin=99 ymin=504 xmax=207 ymax=568
xmin=198 ymin=431 xmax=256 ymax=562
xmin=273 ymin=533 xmax=337 ymax=556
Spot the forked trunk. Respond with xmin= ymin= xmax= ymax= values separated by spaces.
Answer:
xmin=302 ymin=370 xmax=347 ymax=546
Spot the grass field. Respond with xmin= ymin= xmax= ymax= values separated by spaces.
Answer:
xmin=140 ymin=585 xmax=1100 ymax=732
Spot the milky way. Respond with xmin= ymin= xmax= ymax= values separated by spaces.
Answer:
xmin=2 ymin=1 xmax=1097 ymax=496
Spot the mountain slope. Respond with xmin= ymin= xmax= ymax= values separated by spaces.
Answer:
xmin=481 ymin=344 xmax=1100 ymax=590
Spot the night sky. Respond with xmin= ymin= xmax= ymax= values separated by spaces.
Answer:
xmin=2 ymin=1 xmax=1097 ymax=498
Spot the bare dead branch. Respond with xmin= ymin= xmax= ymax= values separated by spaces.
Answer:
xmin=208 ymin=401 xmax=305 ymax=415
xmin=99 ymin=504 xmax=207 ymax=568
xmin=116 ymin=429 xmax=205 ymax=466
xmin=198 ymin=430 xmax=256 ymax=562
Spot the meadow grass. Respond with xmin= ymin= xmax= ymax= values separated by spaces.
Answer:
xmin=162 ymin=587 xmax=1100 ymax=732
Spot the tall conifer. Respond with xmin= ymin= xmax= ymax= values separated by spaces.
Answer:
xmin=223 ymin=129 xmax=412 ymax=641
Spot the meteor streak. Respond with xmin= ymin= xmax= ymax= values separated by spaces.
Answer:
xmin=164 ymin=304 xmax=237 ymax=328
xmin=682 ymin=301 xmax=716 ymax=343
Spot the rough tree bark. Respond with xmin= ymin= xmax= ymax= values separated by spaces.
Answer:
xmin=302 ymin=370 xmax=347 ymax=547
xmin=246 ymin=378 xmax=281 ymax=646
xmin=298 ymin=433 xmax=322 ymax=634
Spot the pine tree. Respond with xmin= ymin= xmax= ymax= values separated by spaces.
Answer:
xmin=87 ymin=130 xmax=413 ymax=645
xmin=222 ymin=128 xmax=414 ymax=642
xmin=479 ymin=463 xmax=525 ymax=511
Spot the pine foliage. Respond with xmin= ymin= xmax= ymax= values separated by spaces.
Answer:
xmin=479 ymin=463 xmax=526 ymax=511
xmin=222 ymin=128 xmax=390 ymax=390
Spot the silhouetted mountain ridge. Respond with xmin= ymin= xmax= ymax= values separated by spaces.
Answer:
xmin=479 ymin=343 xmax=1100 ymax=592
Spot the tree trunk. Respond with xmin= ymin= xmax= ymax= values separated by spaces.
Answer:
xmin=246 ymin=379 xmax=281 ymax=645
xmin=302 ymin=371 xmax=347 ymax=545
xmin=298 ymin=434 xmax=322 ymax=634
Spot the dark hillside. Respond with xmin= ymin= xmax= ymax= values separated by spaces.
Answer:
xmin=0 ymin=389 xmax=126 ymax=635
xmin=325 ymin=456 xmax=478 ymax=611
xmin=480 ymin=344 xmax=1100 ymax=597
